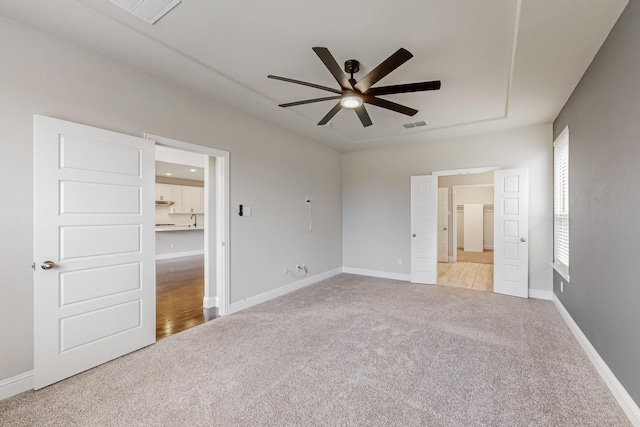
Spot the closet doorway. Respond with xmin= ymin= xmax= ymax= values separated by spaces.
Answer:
xmin=437 ymin=172 xmax=494 ymax=292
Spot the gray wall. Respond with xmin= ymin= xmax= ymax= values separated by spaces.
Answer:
xmin=342 ymin=124 xmax=553 ymax=292
xmin=553 ymin=0 xmax=640 ymax=404
xmin=0 ymin=17 xmax=343 ymax=383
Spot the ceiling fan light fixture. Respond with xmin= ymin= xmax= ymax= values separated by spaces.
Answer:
xmin=340 ymin=93 xmax=363 ymax=109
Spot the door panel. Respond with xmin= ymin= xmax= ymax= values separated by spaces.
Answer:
xmin=34 ymin=115 xmax=155 ymax=389
xmin=493 ymin=168 xmax=529 ymax=298
xmin=411 ymin=175 xmax=438 ymax=284
xmin=437 ymin=188 xmax=449 ymax=262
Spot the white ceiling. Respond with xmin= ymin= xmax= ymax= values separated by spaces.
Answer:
xmin=155 ymin=160 xmax=204 ymax=181
xmin=0 ymin=0 xmax=628 ymax=152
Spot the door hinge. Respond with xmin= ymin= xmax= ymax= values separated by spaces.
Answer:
xmin=32 ymin=262 xmax=36 ymax=270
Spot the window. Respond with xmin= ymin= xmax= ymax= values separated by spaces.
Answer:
xmin=553 ymin=126 xmax=569 ymax=280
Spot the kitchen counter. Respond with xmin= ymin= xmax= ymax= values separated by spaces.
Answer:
xmin=155 ymin=225 xmax=205 ymax=232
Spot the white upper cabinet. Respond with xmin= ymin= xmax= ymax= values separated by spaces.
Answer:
xmin=155 ymin=182 xmax=204 ymax=213
xmin=155 ymin=183 xmax=172 ymax=202
xmin=181 ymin=186 xmax=204 ymax=213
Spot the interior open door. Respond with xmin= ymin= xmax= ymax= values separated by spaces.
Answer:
xmin=33 ymin=115 xmax=156 ymax=389
xmin=493 ymin=168 xmax=529 ymax=298
xmin=437 ymin=187 xmax=449 ymax=262
xmin=411 ymin=175 xmax=438 ymax=284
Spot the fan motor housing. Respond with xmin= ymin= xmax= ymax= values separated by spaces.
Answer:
xmin=344 ymin=59 xmax=360 ymax=74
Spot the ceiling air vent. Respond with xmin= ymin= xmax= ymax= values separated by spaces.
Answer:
xmin=401 ymin=120 xmax=428 ymax=129
xmin=110 ymin=0 xmax=181 ymax=24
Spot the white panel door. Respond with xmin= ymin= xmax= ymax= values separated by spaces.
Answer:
xmin=437 ymin=188 xmax=449 ymax=262
xmin=34 ymin=115 xmax=156 ymax=389
xmin=411 ymin=175 xmax=438 ymax=284
xmin=493 ymin=168 xmax=529 ymax=298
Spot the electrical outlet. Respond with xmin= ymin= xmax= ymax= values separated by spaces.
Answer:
xmin=397 ymin=258 xmax=403 ymax=266
xmin=170 ymin=243 xmax=175 ymax=249
xmin=560 ymin=281 xmax=564 ymax=292
xmin=283 ymin=267 xmax=288 ymax=276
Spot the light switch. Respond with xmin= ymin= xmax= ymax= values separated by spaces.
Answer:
xmin=245 ymin=206 xmax=252 ymax=216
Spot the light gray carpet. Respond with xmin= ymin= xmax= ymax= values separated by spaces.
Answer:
xmin=0 ymin=274 xmax=630 ymax=426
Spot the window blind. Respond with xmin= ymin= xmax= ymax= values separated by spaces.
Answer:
xmin=553 ymin=127 xmax=569 ymax=271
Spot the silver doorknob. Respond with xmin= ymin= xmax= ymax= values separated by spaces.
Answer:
xmin=412 ymin=234 xmax=416 ymax=237
xmin=520 ymin=238 xmax=526 ymax=242
xmin=41 ymin=261 xmax=56 ymax=270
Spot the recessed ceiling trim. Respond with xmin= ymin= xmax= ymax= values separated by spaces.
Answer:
xmin=109 ymin=0 xmax=181 ymax=24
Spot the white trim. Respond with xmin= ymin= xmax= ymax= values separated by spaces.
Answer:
xmin=551 ymin=262 xmax=570 ymax=282
xmin=448 ymin=256 xmax=455 ymax=262
xmin=553 ymin=295 xmax=640 ymax=426
xmin=528 ymin=289 xmax=553 ymax=300
xmin=432 ymin=166 xmax=500 ymax=176
xmin=203 ymin=296 xmax=218 ymax=309
xmin=229 ymin=268 xmax=343 ymax=314
xmin=343 ymin=267 xmax=411 ymax=282
xmin=146 ymin=133 xmax=230 ymax=317
xmin=155 ymin=249 xmax=204 ymax=260
xmin=0 ymin=371 xmax=33 ymax=401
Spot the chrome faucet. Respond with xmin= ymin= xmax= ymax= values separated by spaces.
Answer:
xmin=190 ymin=213 xmax=197 ymax=228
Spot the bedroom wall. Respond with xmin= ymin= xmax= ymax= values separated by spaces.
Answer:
xmin=553 ymin=0 xmax=640 ymax=405
xmin=342 ymin=124 xmax=553 ymax=291
xmin=0 ymin=17 xmax=342 ymax=384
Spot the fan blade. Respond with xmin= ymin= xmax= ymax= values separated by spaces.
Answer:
xmin=318 ymin=102 xmax=343 ymax=125
xmin=354 ymin=48 xmax=413 ymax=93
xmin=279 ymin=96 xmax=340 ymax=108
xmin=354 ymin=105 xmax=373 ymax=127
xmin=312 ymin=47 xmax=352 ymax=91
xmin=364 ymin=96 xmax=418 ymax=116
xmin=365 ymin=80 xmax=441 ymax=96
xmin=268 ymin=75 xmax=342 ymax=94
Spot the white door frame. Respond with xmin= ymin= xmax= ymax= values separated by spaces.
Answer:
xmin=145 ymin=134 xmax=230 ymax=316
xmin=451 ymin=183 xmax=494 ymax=263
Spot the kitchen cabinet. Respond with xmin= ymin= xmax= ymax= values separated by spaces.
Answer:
xmin=181 ymin=186 xmax=204 ymax=213
xmin=156 ymin=182 xmax=204 ymax=214
xmin=155 ymin=183 xmax=172 ymax=202
xmin=155 ymin=183 xmax=183 ymax=208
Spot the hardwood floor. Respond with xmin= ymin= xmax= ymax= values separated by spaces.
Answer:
xmin=438 ymin=261 xmax=493 ymax=292
xmin=156 ymin=255 xmax=217 ymax=340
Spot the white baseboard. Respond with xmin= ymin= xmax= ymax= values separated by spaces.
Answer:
xmin=553 ymin=295 xmax=640 ymax=426
xmin=156 ymin=250 xmax=204 ymax=260
xmin=229 ymin=268 xmax=343 ymax=314
xmin=528 ymin=289 xmax=553 ymax=300
xmin=0 ymin=371 xmax=33 ymax=401
xmin=203 ymin=296 xmax=218 ymax=309
xmin=342 ymin=267 xmax=410 ymax=282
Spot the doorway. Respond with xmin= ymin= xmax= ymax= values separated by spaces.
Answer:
xmin=147 ymin=133 xmax=230 ymax=319
xmin=437 ymin=173 xmax=495 ymax=292
xmin=154 ymin=147 xmax=216 ymax=339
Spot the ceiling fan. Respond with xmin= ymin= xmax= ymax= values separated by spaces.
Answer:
xmin=268 ymin=47 xmax=441 ymax=127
